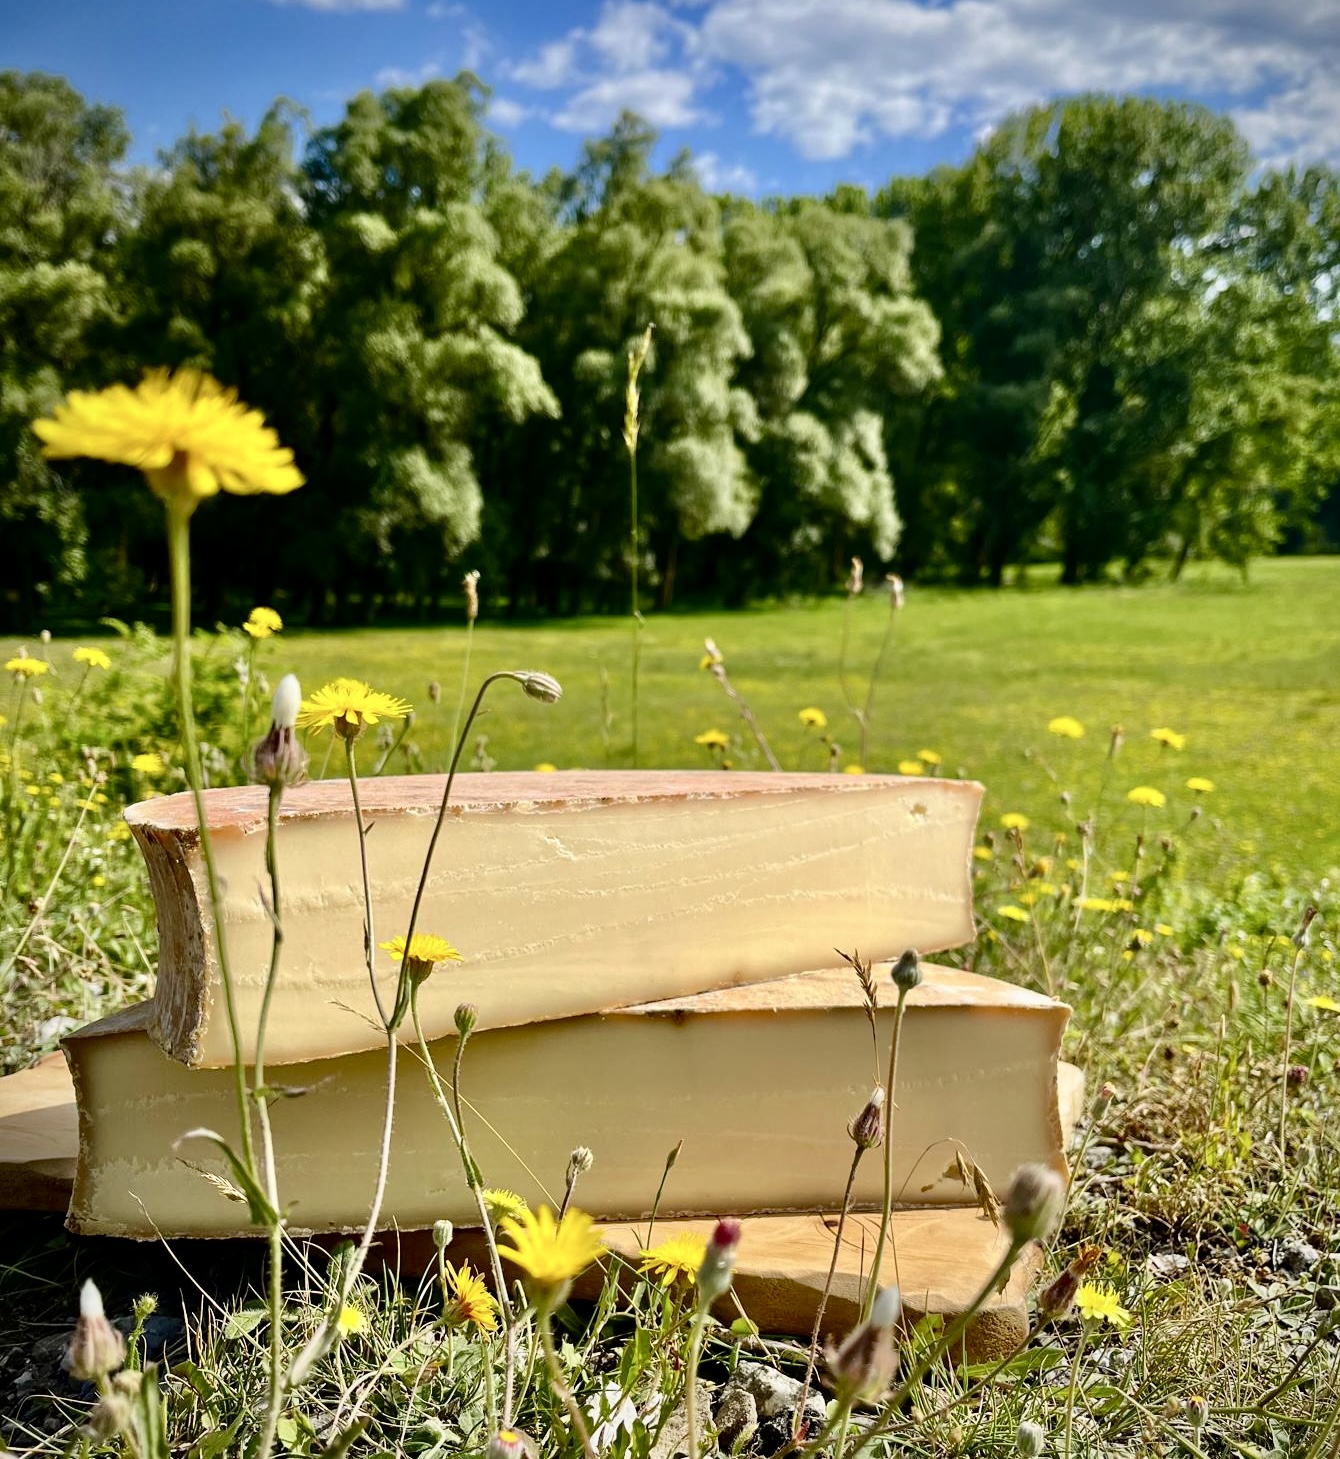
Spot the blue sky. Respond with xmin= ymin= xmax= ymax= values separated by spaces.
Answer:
xmin=6 ymin=0 xmax=1340 ymax=194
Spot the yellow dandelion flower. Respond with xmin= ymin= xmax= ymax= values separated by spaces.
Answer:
xmin=798 ymin=707 xmax=828 ymax=729
xmin=897 ymin=760 xmax=925 ymax=776
xmin=1185 ymin=776 xmax=1215 ymax=794
xmin=997 ymin=905 xmax=1031 ymax=924
xmin=130 ymin=752 xmax=166 ymax=775
xmin=242 ymin=606 xmax=283 ymax=639
xmin=917 ymin=749 xmax=943 ymax=766
xmin=1155 ymin=923 xmax=1174 ymax=936
xmin=5 ymin=656 xmax=49 ymax=678
xmin=1130 ymin=928 xmax=1155 ymax=947
xmin=640 ymin=1232 xmax=708 ymax=1288
xmin=843 ymin=764 xmax=865 ymax=775
xmin=32 ymin=368 xmax=303 ymax=511
xmin=694 ymin=728 xmax=730 ymax=748
xmin=534 ymin=762 xmax=558 ymax=773
xmin=1075 ymin=1283 xmax=1133 ymax=1330
xmin=1077 ymin=896 xmax=1118 ymax=913
xmin=1150 ymin=727 xmax=1186 ymax=751
xmin=483 ymin=1189 xmax=528 ymax=1225
xmin=972 ymin=845 xmax=994 ymax=861
xmin=48 ymin=772 xmax=64 ymax=785
xmin=379 ymin=933 xmax=462 ymax=972
xmin=335 ymin=1304 xmax=367 ymax=1337
xmin=1114 ymin=898 xmax=1134 ymax=912
xmin=73 ymin=646 xmax=111 ymax=670
xmin=92 ymin=874 xmax=106 ymax=888
xmin=1305 ymin=994 xmax=1340 ymax=1013
xmin=497 ymin=1205 xmax=604 ymax=1293
xmin=1127 ymin=786 xmax=1166 ymax=809
xmin=297 ymin=679 xmax=411 ymax=741
xmin=1000 ymin=812 xmax=1030 ymax=831
xmin=441 ymin=1261 xmax=499 ymax=1332
xmin=1047 ymin=716 xmax=1085 ymax=739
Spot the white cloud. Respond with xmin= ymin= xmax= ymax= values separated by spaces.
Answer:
xmin=375 ymin=60 xmax=442 ymax=88
xmin=268 ymin=0 xmax=405 ymax=10
xmin=553 ymin=68 xmax=705 ymax=131
xmin=488 ymin=96 xmax=534 ymax=128
xmin=692 ymin=151 xmax=758 ymax=192
xmin=498 ymin=0 xmax=1340 ymax=165
xmin=508 ymin=39 xmax=582 ymax=88
xmin=697 ymin=0 xmax=1340 ymax=160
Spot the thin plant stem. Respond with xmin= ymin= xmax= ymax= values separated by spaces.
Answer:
xmin=166 ymin=502 xmax=255 ymax=1175
xmin=343 ymin=737 xmax=389 ymax=1028
xmin=863 ymin=985 xmax=909 ymax=1319
xmin=684 ymin=1304 xmax=709 ymax=1459
xmin=1279 ymin=939 xmax=1306 ymax=1149
xmin=857 ymin=596 xmax=899 ymax=768
xmin=643 ymin=1141 xmax=682 ymax=1248
xmin=629 ymin=440 xmax=642 ymax=770
xmin=539 ymin=1307 xmax=598 ymax=1459
xmin=240 ymin=638 xmax=258 ymax=766
xmin=411 ymin=991 xmax=517 ymax=1423
xmin=449 ymin=618 xmax=476 ymax=757
xmin=797 ymin=1146 xmax=864 ymax=1428
xmin=706 ymin=657 xmax=781 ymax=771
xmin=1062 ymin=1319 xmax=1089 ymax=1459
xmin=251 ymin=783 xmax=287 ymax=1459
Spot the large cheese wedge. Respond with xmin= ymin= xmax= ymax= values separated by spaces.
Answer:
xmin=128 ymin=770 xmax=982 ymax=1067
xmin=65 ymin=963 xmax=1068 ymax=1238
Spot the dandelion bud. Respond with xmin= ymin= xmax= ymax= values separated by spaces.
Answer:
xmin=825 ymin=1286 xmax=901 ymax=1401
xmin=1259 ymin=969 xmax=1273 ymax=988
xmin=1163 ymin=1397 xmax=1183 ymax=1419
xmin=1108 ymin=725 xmax=1124 ymax=759
xmin=429 ymin=680 xmax=442 ymax=704
xmin=1016 ymin=1420 xmax=1046 ymax=1457
xmin=517 ymin=671 xmax=562 ymax=704
xmin=486 ymin=1428 xmax=534 ymax=1459
xmin=454 ymin=1003 xmax=478 ymax=1038
xmin=568 ymin=1146 xmax=594 ymax=1178
xmin=847 ymin=557 xmax=864 ymax=595
xmin=65 ymin=1280 xmax=125 ymax=1381
xmin=696 ymin=1218 xmax=742 ymax=1304
xmin=848 ymin=1086 xmax=885 ymax=1150
xmin=1098 ymin=1082 xmax=1117 ymax=1104
xmin=132 ymin=1293 xmax=158 ymax=1322
xmin=890 ymin=948 xmax=922 ymax=992
xmin=433 ymin=1219 xmax=454 ymax=1251
xmin=1186 ymin=1396 xmax=1208 ymax=1432
xmin=664 ymin=1139 xmax=684 ymax=1171
xmin=1003 ymin=1164 xmax=1066 ymax=1245
xmin=253 ymin=675 xmax=308 ymax=788
xmin=1287 ymin=1064 xmax=1309 ymax=1088
xmin=463 ymin=569 xmax=480 ymax=623
xmin=1294 ymin=905 xmax=1318 ymax=949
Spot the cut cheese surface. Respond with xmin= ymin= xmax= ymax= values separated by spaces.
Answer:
xmin=65 ymin=962 xmax=1067 ymax=1238
xmin=127 ymin=770 xmax=982 ymax=1067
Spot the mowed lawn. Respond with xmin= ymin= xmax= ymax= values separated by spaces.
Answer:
xmin=259 ymin=556 xmax=1340 ymax=880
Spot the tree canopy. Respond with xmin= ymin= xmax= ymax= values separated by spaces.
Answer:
xmin=2 ymin=72 xmax=1336 ymax=627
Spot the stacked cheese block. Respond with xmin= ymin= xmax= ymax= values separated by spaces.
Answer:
xmin=65 ymin=771 xmax=1070 ymax=1259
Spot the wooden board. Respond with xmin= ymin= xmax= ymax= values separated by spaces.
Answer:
xmin=0 ymin=1055 xmax=1083 ymax=1357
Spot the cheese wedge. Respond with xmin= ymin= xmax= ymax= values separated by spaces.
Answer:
xmin=128 ymin=770 xmax=982 ymax=1067
xmin=65 ymin=963 xmax=1068 ymax=1238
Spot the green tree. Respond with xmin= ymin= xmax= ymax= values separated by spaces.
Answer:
xmin=0 ymin=71 xmax=127 ymax=625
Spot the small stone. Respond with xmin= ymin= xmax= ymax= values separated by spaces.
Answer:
xmin=732 ymin=1362 xmax=825 ymax=1425
xmin=1313 ymin=1285 xmax=1340 ymax=1311
xmin=1146 ymin=1252 xmax=1190 ymax=1280
xmin=713 ymin=1386 xmax=758 ymax=1452
xmin=1278 ymin=1239 xmax=1321 ymax=1273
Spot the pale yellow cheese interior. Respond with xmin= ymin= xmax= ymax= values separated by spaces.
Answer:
xmin=66 ymin=963 xmax=1067 ymax=1238
xmin=129 ymin=772 xmax=983 ymax=1067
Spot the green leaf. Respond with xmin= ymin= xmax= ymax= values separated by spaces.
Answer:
xmin=222 ymin=1305 xmax=268 ymax=1340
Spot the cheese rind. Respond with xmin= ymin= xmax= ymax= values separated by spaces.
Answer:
xmin=127 ymin=771 xmax=983 ymax=1067
xmin=65 ymin=963 xmax=1068 ymax=1238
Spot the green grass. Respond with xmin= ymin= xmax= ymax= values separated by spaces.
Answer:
xmin=241 ymin=556 xmax=1340 ymax=879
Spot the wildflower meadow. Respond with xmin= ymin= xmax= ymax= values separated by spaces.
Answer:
xmin=1 ymin=369 xmax=1338 ymax=1459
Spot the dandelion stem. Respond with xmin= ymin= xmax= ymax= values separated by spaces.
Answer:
xmin=538 ymin=1306 xmax=598 ymax=1459
xmin=1062 ymin=1318 xmax=1088 ymax=1459
xmin=449 ymin=617 xmax=475 ymax=765
xmin=343 ymin=739 xmax=389 ymax=1029
xmin=684 ymin=1304 xmax=709 ymax=1459
xmin=1279 ymin=939 xmax=1306 ymax=1150
xmin=166 ymin=501 xmax=255 ymax=1176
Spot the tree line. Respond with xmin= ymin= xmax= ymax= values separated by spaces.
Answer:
xmin=2 ymin=69 xmax=1338 ymax=627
